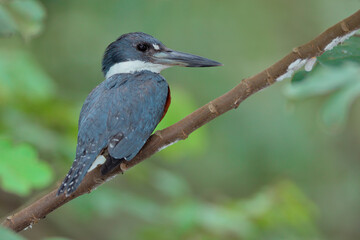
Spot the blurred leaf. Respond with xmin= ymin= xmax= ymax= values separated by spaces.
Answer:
xmin=152 ymin=169 xmax=190 ymax=198
xmin=321 ymin=80 xmax=360 ymax=130
xmin=0 ymin=5 xmax=17 ymax=37
xmin=318 ymin=36 xmax=360 ymax=66
xmin=284 ymin=63 xmax=359 ymax=99
xmin=69 ymin=187 xmax=160 ymax=221
xmin=285 ymin=63 xmax=360 ymax=130
xmin=0 ymin=226 xmax=26 ymax=240
xmin=259 ymin=181 xmax=317 ymax=231
xmin=139 ymin=180 xmax=319 ymax=239
xmin=291 ymin=70 xmax=311 ymax=84
xmin=0 ymin=0 xmax=45 ymax=39
xmin=1 ymin=108 xmax=70 ymax=155
xmin=0 ymin=49 xmax=56 ymax=101
xmin=289 ymin=36 xmax=360 ymax=85
xmin=167 ymin=199 xmax=202 ymax=233
xmin=0 ymin=138 xmax=53 ymax=196
xmin=43 ymin=238 xmax=71 ymax=240
xmin=286 ymin=36 xmax=360 ymax=131
xmin=155 ymin=87 xmax=208 ymax=159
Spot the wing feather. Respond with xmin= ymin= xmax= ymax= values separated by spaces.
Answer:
xmin=57 ymin=72 xmax=168 ymax=195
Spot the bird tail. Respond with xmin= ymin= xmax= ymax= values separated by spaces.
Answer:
xmin=57 ymin=154 xmax=97 ymax=196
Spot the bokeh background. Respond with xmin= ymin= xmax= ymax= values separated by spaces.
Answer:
xmin=0 ymin=0 xmax=360 ymax=239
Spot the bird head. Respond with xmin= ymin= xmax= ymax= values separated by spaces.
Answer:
xmin=102 ymin=32 xmax=222 ymax=79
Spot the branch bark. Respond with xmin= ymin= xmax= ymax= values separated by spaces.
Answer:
xmin=2 ymin=9 xmax=360 ymax=232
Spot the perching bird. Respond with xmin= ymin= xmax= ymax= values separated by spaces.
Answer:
xmin=57 ymin=32 xmax=222 ymax=196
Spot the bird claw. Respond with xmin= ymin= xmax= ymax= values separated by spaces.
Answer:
xmin=120 ymin=162 xmax=126 ymax=174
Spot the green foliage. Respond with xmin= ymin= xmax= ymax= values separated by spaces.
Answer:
xmin=321 ymin=79 xmax=360 ymax=129
xmin=285 ymin=36 xmax=360 ymax=131
xmin=0 ymin=226 xmax=26 ymax=240
xmin=152 ymin=168 xmax=190 ymax=198
xmin=155 ymin=88 xmax=208 ymax=160
xmin=0 ymin=0 xmax=45 ymax=39
xmin=0 ymin=24 xmax=72 ymax=197
xmin=285 ymin=63 xmax=359 ymax=99
xmin=0 ymin=226 xmax=72 ymax=240
xmin=0 ymin=138 xmax=53 ymax=195
xmin=0 ymin=48 xmax=56 ymax=102
xmin=65 ymin=168 xmax=318 ymax=240
xmin=0 ymin=4 xmax=16 ymax=36
xmin=0 ymin=0 xmax=79 ymax=208
xmin=43 ymin=238 xmax=71 ymax=240
xmin=318 ymin=37 xmax=360 ymax=66
xmin=138 ymin=179 xmax=318 ymax=240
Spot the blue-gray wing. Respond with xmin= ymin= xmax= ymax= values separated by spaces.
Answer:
xmin=57 ymin=72 xmax=168 ymax=195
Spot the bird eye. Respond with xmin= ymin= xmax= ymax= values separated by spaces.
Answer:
xmin=136 ymin=43 xmax=149 ymax=52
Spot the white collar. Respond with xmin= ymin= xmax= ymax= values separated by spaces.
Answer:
xmin=105 ymin=60 xmax=169 ymax=79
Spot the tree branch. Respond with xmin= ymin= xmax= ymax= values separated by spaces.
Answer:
xmin=2 ymin=9 xmax=360 ymax=232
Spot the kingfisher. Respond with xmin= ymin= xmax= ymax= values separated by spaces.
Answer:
xmin=57 ymin=32 xmax=222 ymax=196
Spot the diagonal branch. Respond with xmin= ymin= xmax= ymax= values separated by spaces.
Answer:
xmin=2 ymin=9 xmax=360 ymax=233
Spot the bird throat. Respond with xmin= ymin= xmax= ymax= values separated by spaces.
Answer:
xmin=105 ymin=60 xmax=169 ymax=79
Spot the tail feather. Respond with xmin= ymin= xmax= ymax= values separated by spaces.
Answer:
xmin=57 ymin=154 xmax=97 ymax=196
xmin=57 ymin=163 xmax=75 ymax=196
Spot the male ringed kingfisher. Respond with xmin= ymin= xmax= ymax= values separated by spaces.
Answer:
xmin=57 ymin=32 xmax=222 ymax=196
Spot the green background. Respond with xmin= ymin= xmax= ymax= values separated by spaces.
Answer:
xmin=0 ymin=0 xmax=360 ymax=239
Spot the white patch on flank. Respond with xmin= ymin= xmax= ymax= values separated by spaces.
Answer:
xmin=106 ymin=60 xmax=169 ymax=79
xmin=157 ymin=140 xmax=179 ymax=152
xmin=276 ymin=58 xmax=308 ymax=82
xmin=324 ymin=30 xmax=357 ymax=51
xmin=153 ymin=44 xmax=160 ymax=50
xmin=305 ymin=57 xmax=317 ymax=72
xmin=87 ymin=155 xmax=106 ymax=172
